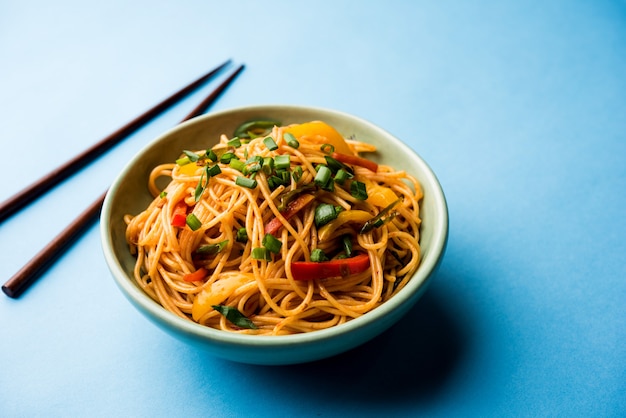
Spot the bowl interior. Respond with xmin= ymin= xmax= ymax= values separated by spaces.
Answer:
xmin=101 ymin=105 xmax=448 ymax=364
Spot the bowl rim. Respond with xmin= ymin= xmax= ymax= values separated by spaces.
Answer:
xmin=101 ymin=104 xmax=448 ymax=348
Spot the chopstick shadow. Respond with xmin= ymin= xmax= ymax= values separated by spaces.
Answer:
xmin=239 ymin=276 xmax=469 ymax=404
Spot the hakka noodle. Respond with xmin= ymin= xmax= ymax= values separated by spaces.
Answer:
xmin=124 ymin=120 xmax=422 ymax=335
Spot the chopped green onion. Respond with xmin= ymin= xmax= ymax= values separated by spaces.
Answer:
xmin=176 ymin=156 xmax=191 ymax=166
xmin=196 ymin=240 xmax=228 ymax=255
xmin=229 ymin=158 xmax=246 ymax=172
xmin=182 ymin=150 xmax=200 ymax=162
xmin=186 ymin=213 xmax=202 ymax=231
xmin=263 ymin=136 xmax=278 ymax=151
xmin=314 ymin=165 xmax=332 ymax=187
xmin=206 ymin=149 xmax=218 ymax=162
xmin=212 ymin=305 xmax=258 ymax=329
xmin=310 ymin=248 xmax=329 ymax=262
xmin=314 ymin=203 xmax=338 ymax=227
xmin=207 ymin=164 xmax=221 ymax=177
xmin=284 ymin=132 xmax=299 ymax=148
xmin=233 ymin=119 xmax=280 ymax=139
xmin=334 ymin=168 xmax=350 ymax=185
xmin=246 ymin=156 xmax=263 ymax=164
xmin=274 ymin=155 xmax=290 ymax=170
xmin=320 ymin=144 xmax=335 ymax=154
xmin=194 ymin=168 xmax=209 ymax=201
xmin=159 ymin=191 xmax=167 ymax=198
xmin=251 ymin=247 xmax=271 ymax=261
xmin=236 ymin=228 xmax=248 ymax=243
xmin=262 ymin=157 xmax=274 ymax=175
xmin=360 ymin=198 xmax=402 ymax=234
xmin=235 ymin=176 xmax=257 ymax=189
xmin=350 ymin=180 xmax=368 ymax=200
xmin=227 ymin=137 xmax=242 ymax=148
xmin=220 ymin=152 xmax=237 ymax=164
xmin=324 ymin=156 xmax=351 ymax=174
xmin=342 ymin=235 xmax=353 ymax=258
xmin=262 ymin=233 xmax=283 ymax=254
xmin=292 ymin=166 xmax=303 ymax=183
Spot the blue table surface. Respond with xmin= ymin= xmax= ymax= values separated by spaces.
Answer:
xmin=1 ymin=1 xmax=624 ymax=417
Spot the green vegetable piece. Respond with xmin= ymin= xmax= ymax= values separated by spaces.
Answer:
xmin=284 ymin=132 xmax=299 ymax=148
xmin=196 ymin=240 xmax=228 ymax=255
xmin=310 ymin=248 xmax=329 ymax=262
xmin=186 ymin=213 xmax=202 ymax=231
xmin=235 ymin=176 xmax=257 ymax=189
xmin=236 ymin=228 xmax=248 ymax=243
xmin=314 ymin=203 xmax=338 ymax=228
xmin=251 ymin=247 xmax=271 ymax=261
xmin=350 ymin=180 xmax=368 ymax=200
xmin=262 ymin=233 xmax=282 ymax=254
xmin=263 ymin=136 xmax=279 ymax=151
xmin=233 ymin=119 xmax=281 ymax=139
xmin=212 ymin=305 xmax=258 ymax=329
xmin=274 ymin=155 xmax=290 ymax=170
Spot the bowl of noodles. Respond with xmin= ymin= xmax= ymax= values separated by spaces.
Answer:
xmin=101 ymin=104 xmax=448 ymax=365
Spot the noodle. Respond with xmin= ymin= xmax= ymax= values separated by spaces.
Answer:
xmin=125 ymin=121 xmax=422 ymax=335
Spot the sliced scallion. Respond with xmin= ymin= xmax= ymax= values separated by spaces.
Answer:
xmin=235 ymin=176 xmax=257 ymax=189
xmin=212 ymin=305 xmax=258 ymax=329
xmin=314 ymin=165 xmax=332 ymax=187
xmin=251 ymin=247 xmax=271 ymax=261
xmin=262 ymin=157 xmax=274 ymax=175
xmin=236 ymin=228 xmax=248 ymax=243
xmin=229 ymin=158 xmax=246 ymax=173
xmin=182 ymin=150 xmax=200 ymax=162
xmin=196 ymin=240 xmax=228 ymax=255
xmin=274 ymin=155 xmax=290 ymax=170
xmin=310 ymin=248 xmax=329 ymax=262
xmin=186 ymin=213 xmax=202 ymax=231
xmin=263 ymin=136 xmax=278 ymax=151
xmin=176 ymin=156 xmax=191 ymax=166
xmin=220 ymin=152 xmax=237 ymax=164
xmin=262 ymin=233 xmax=282 ymax=254
xmin=227 ymin=137 xmax=242 ymax=148
xmin=320 ymin=144 xmax=335 ymax=154
xmin=207 ymin=164 xmax=221 ymax=177
xmin=334 ymin=168 xmax=350 ymax=185
xmin=350 ymin=180 xmax=368 ymax=200
xmin=206 ymin=149 xmax=218 ymax=162
xmin=284 ymin=132 xmax=299 ymax=148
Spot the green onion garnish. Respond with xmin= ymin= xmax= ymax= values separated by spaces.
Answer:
xmin=207 ymin=164 xmax=221 ymax=177
xmin=159 ymin=191 xmax=167 ymax=198
xmin=227 ymin=137 xmax=242 ymax=148
xmin=320 ymin=144 xmax=335 ymax=154
xmin=263 ymin=136 xmax=278 ymax=151
xmin=292 ymin=165 xmax=303 ymax=183
xmin=350 ymin=181 xmax=368 ymax=200
xmin=182 ymin=150 xmax=200 ymax=162
xmin=229 ymin=158 xmax=246 ymax=173
xmin=206 ymin=149 xmax=218 ymax=162
xmin=194 ymin=168 xmax=209 ymax=202
xmin=251 ymin=247 xmax=271 ymax=261
xmin=236 ymin=228 xmax=248 ymax=243
xmin=262 ymin=157 xmax=274 ymax=175
xmin=360 ymin=198 xmax=402 ymax=234
xmin=284 ymin=132 xmax=299 ymax=148
xmin=314 ymin=165 xmax=332 ymax=187
xmin=314 ymin=203 xmax=338 ymax=227
xmin=186 ymin=213 xmax=202 ymax=231
xmin=220 ymin=152 xmax=237 ymax=164
xmin=212 ymin=305 xmax=258 ymax=329
xmin=196 ymin=240 xmax=228 ymax=255
xmin=310 ymin=248 xmax=329 ymax=262
xmin=233 ymin=119 xmax=280 ymax=139
xmin=235 ymin=176 xmax=257 ymax=189
xmin=262 ymin=233 xmax=282 ymax=254
xmin=334 ymin=168 xmax=350 ymax=185
xmin=274 ymin=155 xmax=290 ymax=170
xmin=342 ymin=235 xmax=353 ymax=258
xmin=176 ymin=156 xmax=191 ymax=166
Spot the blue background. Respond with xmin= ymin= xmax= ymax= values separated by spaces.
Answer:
xmin=1 ymin=1 xmax=624 ymax=416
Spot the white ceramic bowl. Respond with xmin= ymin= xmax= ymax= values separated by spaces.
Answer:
xmin=101 ymin=105 xmax=448 ymax=365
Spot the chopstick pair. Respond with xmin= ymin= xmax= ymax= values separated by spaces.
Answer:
xmin=2 ymin=61 xmax=245 ymax=298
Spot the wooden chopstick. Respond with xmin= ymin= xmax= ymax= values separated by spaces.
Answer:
xmin=0 ymin=59 xmax=232 ymax=224
xmin=2 ymin=64 xmax=245 ymax=298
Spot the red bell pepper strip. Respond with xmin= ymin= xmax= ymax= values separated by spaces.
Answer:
xmin=331 ymin=152 xmax=378 ymax=173
xmin=183 ymin=267 xmax=208 ymax=282
xmin=265 ymin=193 xmax=316 ymax=236
xmin=171 ymin=201 xmax=188 ymax=228
xmin=290 ymin=253 xmax=371 ymax=281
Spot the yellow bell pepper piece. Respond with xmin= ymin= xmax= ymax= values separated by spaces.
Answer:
xmin=178 ymin=162 xmax=200 ymax=176
xmin=364 ymin=180 xmax=399 ymax=208
xmin=318 ymin=210 xmax=373 ymax=242
xmin=191 ymin=272 xmax=254 ymax=321
xmin=284 ymin=121 xmax=353 ymax=155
